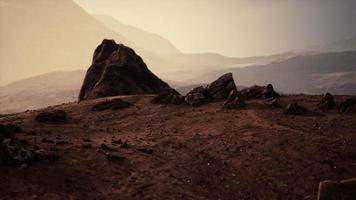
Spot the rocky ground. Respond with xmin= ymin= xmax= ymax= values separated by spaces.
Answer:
xmin=0 ymin=95 xmax=355 ymax=200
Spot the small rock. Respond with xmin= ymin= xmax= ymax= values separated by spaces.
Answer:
xmin=34 ymin=149 xmax=59 ymax=162
xmin=106 ymin=152 xmax=126 ymax=161
xmin=206 ymin=73 xmax=237 ymax=100
xmin=81 ymin=143 xmax=92 ymax=149
xmin=223 ymin=90 xmax=246 ymax=109
xmin=138 ymin=148 xmax=153 ymax=154
xmin=35 ymin=110 xmax=66 ymax=123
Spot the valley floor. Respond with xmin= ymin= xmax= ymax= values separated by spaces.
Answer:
xmin=0 ymin=95 xmax=355 ymax=200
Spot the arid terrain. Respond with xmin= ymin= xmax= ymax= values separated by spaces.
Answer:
xmin=1 ymin=94 xmax=355 ymax=200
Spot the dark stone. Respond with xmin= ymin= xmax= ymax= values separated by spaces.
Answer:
xmin=339 ymin=97 xmax=356 ymax=113
xmin=35 ymin=110 xmax=66 ymax=123
xmin=34 ymin=149 xmax=59 ymax=162
xmin=106 ymin=152 xmax=126 ymax=161
xmin=206 ymin=73 xmax=237 ymax=100
xmin=81 ymin=143 xmax=92 ymax=149
xmin=265 ymin=98 xmax=281 ymax=108
xmin=284 ymin=103 xmax=307 ymax=115
xmin=0 ymin=123 xmax=22 ymax=142
xmin=223 ymin=90 xmax=246 ymax=109
xmin=317 ymin=178 xmax=356 ymax=200
xmin=79 ymin=39 xmax=173 ymax=101
xmin=91 ymin=98 xmax=131 ymax=111
xmin=138 ymin=148 xmax=153 ymax=154
xmin=240 ymin=84 xmax=279 ymax=100
xmin=318 ymin=93 xmax=336 ymax=110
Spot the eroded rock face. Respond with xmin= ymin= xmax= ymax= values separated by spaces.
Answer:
xmin=240 ymin=84 xmax=279 ymax=100
xmin=223 ymin=90 xmax=246 ymax=109
xmin=318 ymin=93 xmax=336 ymax=110
xmin=79 ymin=39 xmax=173 ymax=101
xmin=206 ymin=73 xmax=237 ymax=100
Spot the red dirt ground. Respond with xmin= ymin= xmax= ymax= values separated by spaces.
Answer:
xmin=0 ymin=95 xmax=355 ymax=200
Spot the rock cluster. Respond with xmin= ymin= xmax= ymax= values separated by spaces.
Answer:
xmin=79 ymin=39 xmax=173 ymax=101
xmin=152 ymin=73 xmax=237 ymax=106
xmin=239 ymin=84 xmax=279 ymax=100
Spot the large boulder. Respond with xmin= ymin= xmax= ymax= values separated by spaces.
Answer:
xmin=317 ymin=178 xmax=356 ymax=200
xmin=318 ymin=93 xmax=336 ymax=110
xmin=206 ymin=73 xmax=237 ymax=100
xmin=79 ymin=39 xmax=173 ymax=101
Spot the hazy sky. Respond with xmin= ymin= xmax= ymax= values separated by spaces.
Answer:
xmin=40 ymin=1 xmax=356 ymax=57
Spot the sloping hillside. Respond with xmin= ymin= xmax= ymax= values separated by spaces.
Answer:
xmin=0 ymin=95 xmax=355 ymax=199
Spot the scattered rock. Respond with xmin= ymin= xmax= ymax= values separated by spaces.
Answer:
xmin=284 ymin=103 xmax=307 ymax=115
xmin=106 ymin=152 xmax=126 ymax=161
xmin=206 ymin=73 xmax=237 ymax=100
xmin=91 ymin=98 xmax=131 ymax=111
xmin=318 ymin=93 xmax=336 ymax=110
xmin=223 ymin=90 xmax=246 ymax=109
xmin=339 ymin=97 xmax=356 ymax=113
xmin=79 ymin=39 xmax=174 ymax=101
xmin=138 ymin=148 xmax=153 ymax=154
xmin=99 ymin=143 xmax=112 ymax=151
xmin=240 ymin=84 xmax=279 ymax=100
xmin=151 ymin=89 xmax=184 ymax=104
xmin=120 ymin=141 xmax=129 ymax=148
xmin=35 ymin=110 xmax=66 ymax=123
xmin=112 ymin=139 xmax=123 ymax=144
xmin=80 ymin=143 xmax=92 ymax=149
xmin=317 ymin=178 xmax=356 ymax=200
xmin=55 ymin=140 xmax=70 ymax=145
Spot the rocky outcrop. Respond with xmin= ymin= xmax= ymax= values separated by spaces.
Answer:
xmin=284 ymin=103 xmax=307 ymax=115
xmin=206 ymin=73 xmax=237 ymax=100
xmin=35 ymin=110 xmax=67 ymax=123
xmin=223 ymin=90 xmax=246 ymax=109
xmin=79 ymin=39 xmax=173 ymax=101
xmin=318 ymin=93 xmax=336 ymax=110
xmin=91 ymin=98 xmax=131 ymax=111
xmin=240 ymin=84 xmax=279 ymax=100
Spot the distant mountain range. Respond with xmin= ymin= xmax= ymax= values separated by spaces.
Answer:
xmin=1 ymin=51 xmax=355 ymax=113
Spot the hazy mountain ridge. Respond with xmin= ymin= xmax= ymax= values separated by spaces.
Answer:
xmin=193 ymin=51 xmax=356 ymax=95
